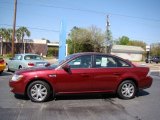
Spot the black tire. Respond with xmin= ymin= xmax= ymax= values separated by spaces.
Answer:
xmin=27 ymin=81 xmax=51 ymax=102
xmin=0 ymin=71 xmax=3 ymax=74
xmin=117 ymin=80 xmax=136 ymax=99
xmin=5 ymin=64 xmax=11 ymax=72
xmin=19 ymin=65 xmax=22 ymax=69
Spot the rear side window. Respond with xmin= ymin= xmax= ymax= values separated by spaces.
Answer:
xmin=95 ymin=55 xmax=117 ymax=68
xmin=24 ymin=55 xmax=42 ymax=60
xmin=116 ymin=59 xmax=131 ymax=67
xmin=94 ymin=55 xmax=131 ymax=68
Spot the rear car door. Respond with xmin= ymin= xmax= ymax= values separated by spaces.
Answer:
xmin=8 ymin=55 xmax=23 ymax=71
xmin=55 ymin=55 xmax=94 ymax=93
xmin=91 ymin=55 xmax=131 ymax=92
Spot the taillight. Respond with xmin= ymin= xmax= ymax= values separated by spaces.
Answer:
xmin=0 ymin=59 xmax=4 ymax=64
xmin=28 ymin=63 xmax=35 ymax=67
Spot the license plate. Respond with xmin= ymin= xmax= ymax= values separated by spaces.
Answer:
xmin=37 ymin=64 xmax=44 ymax=66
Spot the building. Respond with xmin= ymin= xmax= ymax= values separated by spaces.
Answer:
xmin=111 ymin=45 xmax=145 ymax=61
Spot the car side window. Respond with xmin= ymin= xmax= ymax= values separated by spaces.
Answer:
xmin=13 ymin=55 xmax=22 ymax=60
xmin=24 ymin=55 xmax=42 ymax=60
xmin=95 ymin=55 xmax=117 ymax=68
xmin=68 ymin=55 xmax=92 ymax=69
xmin=116 ymin=59 xmax=131 ymax=67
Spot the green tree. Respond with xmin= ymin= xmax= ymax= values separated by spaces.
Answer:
xmin=0 ymin=28 xmax=6 ymax=55
xmin=0 ymin=28 xmax=12 ymax=55
xmin=67 ymin=26 xmax=105 ymax=54
xmin=128 ymin=40 xmax=146 ymax=49
xmin=6 ymin=29 xmax=13 ymax=42
xmin=16 ymin=27 xmax=30 ymax=42
xmin=89 ymin=26 xmax=105 ymax=52
xmin=68 ymin=26 xmax=93 ymax=53
xmin=150 ymin=43 xmax=160 ymax=56
xmin=118 ymin=36 xmax=130 ymax=45
xmin=16 ymin=27 xmax=30 ymax=53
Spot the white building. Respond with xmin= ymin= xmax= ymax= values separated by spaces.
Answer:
xmin=111 ymin=45 xmax=145 ymax=61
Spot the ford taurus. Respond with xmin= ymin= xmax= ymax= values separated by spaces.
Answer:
xmin=9 ymin=52 xmax=152 ymax=102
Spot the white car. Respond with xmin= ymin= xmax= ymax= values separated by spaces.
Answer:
xmin=6 ymin=53 xmax=50 ymax=71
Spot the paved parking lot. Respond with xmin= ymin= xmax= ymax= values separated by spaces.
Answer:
xmin=0 ymin=69 xmax=160 ymax=120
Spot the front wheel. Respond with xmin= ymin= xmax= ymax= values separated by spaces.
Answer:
xmin=5 ymin=64 xmax=10 ymax=72
xmin=0 ymin=70 xmax=3 ymax=74
xmin=117 ymin=80 xmax=136 ymax=99
xmin=27 ymin=81 xmax=51 ymax=102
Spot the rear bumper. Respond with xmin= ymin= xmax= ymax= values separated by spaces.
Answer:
xmin=139 ymin=76 xmax=153 ymax=89
xmin=0 ymin=64 xmax=6 ymax=71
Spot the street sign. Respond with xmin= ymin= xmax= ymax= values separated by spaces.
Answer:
xmin=146 ymin=45 xmax=150 ymax=51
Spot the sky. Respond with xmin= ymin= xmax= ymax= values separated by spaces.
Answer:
xmin=0 ymin=0 xmax=160 ymax=45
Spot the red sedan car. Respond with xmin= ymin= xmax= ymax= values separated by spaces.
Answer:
xmin=9 ymin=52 xmax=152 ymax=102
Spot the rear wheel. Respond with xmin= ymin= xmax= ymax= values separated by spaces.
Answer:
xmin=117 ymin=80 xmax=136 ymax=99
xmin=27 ymin=81 xmax=51 ymax=102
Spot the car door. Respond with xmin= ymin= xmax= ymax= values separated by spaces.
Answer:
xmin=8 ymin=55 xmax=22 ymax=71
xmin=91 ymin=55 xmax=131 ymax=92
xmin=55 ymin=55 xmax=94 ymax=93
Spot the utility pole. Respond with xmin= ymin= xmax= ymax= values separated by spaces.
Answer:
xmin=105 ymin=15 xmax=110 ymax=53
xmin=12 ymin=0 xmax=17 ymax=57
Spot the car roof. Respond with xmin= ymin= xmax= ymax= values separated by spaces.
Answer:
xmin=15 ymin=53 xmax=40 ymax=56
xmin=70 ymin=52 xmax=116 ymax=58
xmin=68 ymin=52 xmax=130 ymax=62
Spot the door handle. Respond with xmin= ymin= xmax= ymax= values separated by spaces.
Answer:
xmin=113 ymin=72 xmax=121 ymax=75
xmin=80 ymin=73 xmax=89 ymax=77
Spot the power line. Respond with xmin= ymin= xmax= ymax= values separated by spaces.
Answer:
xmin=0 ymin=24 xmax=60 ymax=32
xmin=1 ymin=1 xmax=160 ymax=22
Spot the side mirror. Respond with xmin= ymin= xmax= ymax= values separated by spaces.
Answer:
xmin=62 ymin=64 xmax=71 ymax=73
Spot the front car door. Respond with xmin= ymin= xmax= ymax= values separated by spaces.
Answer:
xmin=55 ymin=55 xmax=94 ymax=93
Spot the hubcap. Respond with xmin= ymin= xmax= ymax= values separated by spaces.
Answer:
xmin=30 ymin=84 xmax=47 ymax=101
xmin=121 ymin=83 xmax=135 ymax=98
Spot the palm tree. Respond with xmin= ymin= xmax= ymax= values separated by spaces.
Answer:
xmin=16 ymin=27 xmax=30 ymax=53
xmin=6 ymin=29 xmax=13 ymax=42
xmin=0 ymin=28 xmax=7 ymax=55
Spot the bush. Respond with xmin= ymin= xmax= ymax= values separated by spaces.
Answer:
xmin=47 ymin=47 xmax=58 ymax=57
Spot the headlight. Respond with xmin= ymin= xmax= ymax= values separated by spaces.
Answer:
xmin=11 ymin=74 xmax=23 ymax=81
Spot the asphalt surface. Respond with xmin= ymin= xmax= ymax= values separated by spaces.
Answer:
xmin=0 ymin=70 xmax=160 ymax=120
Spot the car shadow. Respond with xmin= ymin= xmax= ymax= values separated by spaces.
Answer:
xmin=14 ymin=94 xmax=30 ymax=100
xmin=0 ymin=72 xmax=13 ymax=76
xmin=54 ymin=93 xmax=117 ymax=101
xmin=136 ymin=89 xmax=150 ymax=97
xmin=14 ymin=91 xmax=150 ymax=102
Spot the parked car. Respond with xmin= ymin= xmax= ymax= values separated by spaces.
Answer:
xmin=6 ymin=53 xmax=50 ymax=72
xmin=0 ymin=58 xmax=6 ymax=74
xmin=9 ymin=52 xmax=152 ymax=102
xmin=152 ymin=56 xmax=160 ymax=63
xmin=145 ymin=56 xmax=160 ymax=64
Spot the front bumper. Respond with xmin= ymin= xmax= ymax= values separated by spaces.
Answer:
xmin=9 ymin=80 xmax=26 ymax=95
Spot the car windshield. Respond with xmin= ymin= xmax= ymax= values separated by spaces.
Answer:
xmin=24 ymin=55 xmax=43 ymax=60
